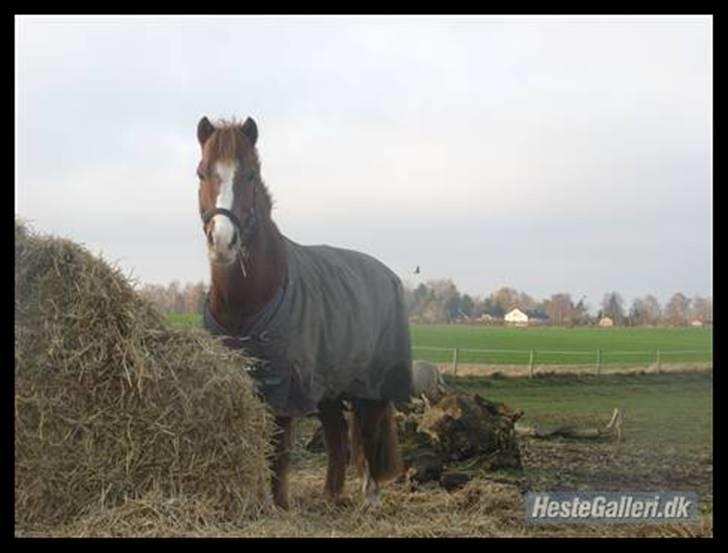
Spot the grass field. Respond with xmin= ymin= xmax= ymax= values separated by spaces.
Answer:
xmin=412 ymin=325 xmax=712 ymax=366
xmin=446 ymin=371 xmax=713 ymax=517
xmin=166 ymin=312 xmax=202 ymax=327
xmin=451 ymin=371 xmax=713 ymax=462
xmin=166 ymin=313 xmax=712 ymax=367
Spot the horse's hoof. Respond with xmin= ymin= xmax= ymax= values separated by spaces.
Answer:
xmin=273 ymin=496 xmax=290 ymax=511
xmin=330 ymin=495 xmax=353 ymax=508
xmin=361 ymin=493 xmax=382 ymax=511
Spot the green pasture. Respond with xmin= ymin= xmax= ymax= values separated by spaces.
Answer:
xmin=454 ymin=371 xmax=713 ymax=454
xmin=454 ymin=370 xmax=713 ymax=503
xmin=166 ymin=312 xmax=202 ymax=328
xmin=411 ymin=325 xmax=712 ymax=366
xmin=165 ymin=314 xmax=712 ymax=366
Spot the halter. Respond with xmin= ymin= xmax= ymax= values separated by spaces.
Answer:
xmin=201 ymin=182 xmax=259 ymax=277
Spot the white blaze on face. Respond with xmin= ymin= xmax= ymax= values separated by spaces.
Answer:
xmin=210 ymin=161 xmax=238 ymax=255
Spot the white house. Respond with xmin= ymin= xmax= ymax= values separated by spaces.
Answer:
xmin=505 ymin=308 xmax=529 ymax=326
xmin=598 ymin=317 xmax=614 ymax=327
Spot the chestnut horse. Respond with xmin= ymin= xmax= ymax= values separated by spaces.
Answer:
xmin=196 ymin=116 xmax=412 ymax=509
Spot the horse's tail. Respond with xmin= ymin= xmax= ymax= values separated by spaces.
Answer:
xmin=351 ymin=399 xmax=403 ymax=483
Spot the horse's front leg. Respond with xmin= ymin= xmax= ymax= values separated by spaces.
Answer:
xmin=271 ymin=415 xmax=293 ymax=510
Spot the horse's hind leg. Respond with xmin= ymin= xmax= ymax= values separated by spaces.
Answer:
xmin=271 ymin=416 xmax=293 ymax=510
xmin=318 ymin=398 xmax=349 ymax=501
xmin=352 ymin=398 xmax=403 ymax=509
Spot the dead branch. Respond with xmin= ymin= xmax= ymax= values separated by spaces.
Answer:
xmin=515 ymin=408 xmax=623 ymax=441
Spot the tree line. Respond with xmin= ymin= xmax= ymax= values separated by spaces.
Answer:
xmin=404 ymin=280 xmax=712 ymax=327
xmin=136 ymin=281 xmax=208 ymax=315
xmin=136 ymin=279 xmax=712 ymax=327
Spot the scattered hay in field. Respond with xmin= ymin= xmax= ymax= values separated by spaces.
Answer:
xmin=17 ymin=467 xmax=713 ymax=538
xmin=15 ymin=219 xmax=274 ymax=534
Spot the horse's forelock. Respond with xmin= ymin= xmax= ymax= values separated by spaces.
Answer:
xmin=205 ymin=119 xmax=258 ymax=162
xmin=206 ymin=125 xmax=242 ymax=163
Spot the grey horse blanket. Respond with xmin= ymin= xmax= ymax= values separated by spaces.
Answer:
xmin=204 ymin=237 xmax=413 ymax=417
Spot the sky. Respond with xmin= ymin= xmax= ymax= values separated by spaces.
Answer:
xmin=15 ymin=15 xmax=712 ymax=312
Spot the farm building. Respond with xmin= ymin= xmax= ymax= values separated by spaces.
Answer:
xmin=504 ymin=308 xmax=528 ymax=326
xmin=691 ymin=320 xmax=704 ymax=327
xmin=598 ymin=317 xmax=614 ymax=327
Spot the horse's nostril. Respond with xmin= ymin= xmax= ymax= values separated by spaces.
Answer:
xmin=206 ymin=230 xmax=214 ymax=246
xmin=229 ymin=232 xmax=238 ymax=248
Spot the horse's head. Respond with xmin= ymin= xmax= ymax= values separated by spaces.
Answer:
xmin=196 ymin=116 xmax=261 ymax=266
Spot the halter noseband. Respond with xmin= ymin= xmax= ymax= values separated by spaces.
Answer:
xmin=200 ymin=183 xmax=259 ymax=248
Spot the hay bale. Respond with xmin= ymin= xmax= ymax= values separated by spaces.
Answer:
xmin=15 ymin=220 xmax=274 ymax=533
xmin=20 ymin=490 xmax=239 ymax=538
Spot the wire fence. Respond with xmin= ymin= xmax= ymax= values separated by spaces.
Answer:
xmin=411 ymin=346 xmax=713 ymax=377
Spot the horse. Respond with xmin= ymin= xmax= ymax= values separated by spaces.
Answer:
xmin=411 ymin=360 xmax=446 ymax=404
xmin=195 ymin=116 xmax=413 ymax=510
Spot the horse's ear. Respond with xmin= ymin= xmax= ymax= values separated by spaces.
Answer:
xmin=197 ymin=116 xmax=215 ymax=146
xmin=241 ymin=117 xmax=258 ymax=146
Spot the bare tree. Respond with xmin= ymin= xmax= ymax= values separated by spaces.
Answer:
xmin=628 ymin=297 xmax=646 ymax=326
xmin=470 ymin=296 xmax=487 ymax=319
xmin=601 ymin=292 xmax=625 ymax=325
xmin=690 ymin=295 xmax=713 ymax=324
xmin=517 ymin=291 xmax=538 ymax=313
xmin=544 ymin=293 xmax=575 ymax=326
xmin=641 ymin=295 xmax=662 ymax=326
xmin=492 ymin=287 xmax=521 ymax=314
xmin=406 ymin=279 xmax=464 ymax=323
xmin=664 ymin=292 xmax=691 ymax=326
xmin=137 ymin=283 xmax=168 ymax=313
xmin=186 ymin=282 xmax=208 ymax=314
xmin=460 ymin=294 xmax=475 ymax=318
xmin=430 ymin=279 xmax=461 ymax=323
xmin=573 ymin=296 xmax=592 ymax=326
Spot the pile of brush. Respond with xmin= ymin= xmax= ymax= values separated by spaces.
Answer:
xmin=15 ymin=220 xmax=274 ymax=536
xmin=397 ymin=392 xmax=524 ymax=491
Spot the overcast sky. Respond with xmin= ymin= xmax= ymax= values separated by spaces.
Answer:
xmin=15 ymin=15 xmax=712 ymax=311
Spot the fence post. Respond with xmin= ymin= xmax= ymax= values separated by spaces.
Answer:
xmin=529 ymin=350 xmax=535 ymax=379
xmin=596 ymin=349 xmax=601 ymax=375
xmin=452 ymin=348 xmax=459 ymax=376
xmin=656 ymin=350 xmax=661 ymax=373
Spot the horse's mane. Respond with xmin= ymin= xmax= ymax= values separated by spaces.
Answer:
xmin=207 ymin=118 xmax=274 ymax=219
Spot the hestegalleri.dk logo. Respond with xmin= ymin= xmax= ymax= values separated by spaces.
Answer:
xmin=524 ymin=492 xmax=699 ymax=525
